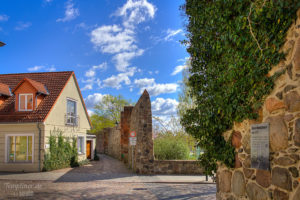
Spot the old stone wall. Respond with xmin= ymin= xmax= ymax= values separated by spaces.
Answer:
xmin=107 ymin=126 xmax=121 ymax=160
xmin=96 ymin=132 xmax=105 ymax=154
xmin=217 ymin=10 xmax=300 ymax=200
xmin=120 ymin=106 xmax=133 ymax=164
xmin=128 ymin=90 xmax=155 ymax=174
xmin=154 ymin=160 xmax=203 ymax=175
xmin=96 ymin=90 xmax=203 ymax=175
xmin=96 ymin=127 xmax=121 ymax=159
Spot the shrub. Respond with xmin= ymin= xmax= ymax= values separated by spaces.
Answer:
xmin=154 ymin=133 xmax=190 ymax=160
xmin=43 ymin=129 xmax=79 ymax=171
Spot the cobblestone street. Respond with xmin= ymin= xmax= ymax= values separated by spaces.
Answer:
xmin=0 ymin=155 xmax=216 ymax=199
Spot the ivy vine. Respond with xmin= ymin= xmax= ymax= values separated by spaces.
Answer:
xmin=181 ymin=0 xmax=300 ymax=175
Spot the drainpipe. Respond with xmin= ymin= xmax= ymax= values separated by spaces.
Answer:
xmin=37 ymin=122 xmax=42 ymax=172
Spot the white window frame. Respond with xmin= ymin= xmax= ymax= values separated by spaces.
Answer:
xmin=19 ymin=93 xmax=33 ymax=111
xmin=66 ymin=98 xmax=77 ymax=125
xmin=77 ymin=136 xmax=85 ymax=155
xmin=5 ymin=133 xmax=34 ymax=163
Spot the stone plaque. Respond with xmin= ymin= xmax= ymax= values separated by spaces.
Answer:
xmin=251 ymin=123 xmax=270 ymax=170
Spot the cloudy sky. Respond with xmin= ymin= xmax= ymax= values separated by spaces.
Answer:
xmin=0 ymin=0 xmax=188 ymax=119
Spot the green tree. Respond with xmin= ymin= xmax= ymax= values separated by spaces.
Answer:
xmin=90 ymin=95 xmax=131 ymax=133
xmin=180 ymin=0 xmax=299 ymax=175
xmin=178 ymin=59 xmax=194 ymax=119
xmin=153 ymin=116 xmax=197 ymax=160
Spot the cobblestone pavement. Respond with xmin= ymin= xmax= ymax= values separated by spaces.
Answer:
xmin=0 ymin=155 xmax=216 ymax=199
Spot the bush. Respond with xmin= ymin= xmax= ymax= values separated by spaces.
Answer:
xmin=154 ymin=134 xmax=190 ymax=160
xmin=43 ymin=129 xmax=79 ymax=171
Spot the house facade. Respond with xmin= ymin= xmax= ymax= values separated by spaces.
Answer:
xmin=0 ymin=71 xmax=93 ymax=172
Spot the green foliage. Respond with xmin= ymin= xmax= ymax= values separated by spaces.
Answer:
xmin=154 ymin=132 xmax=190 ymax=160
xmin=181 ymin=0 xmax=300 ymax=175
xmin=89 ymin=94 xmax=132 ymax=134
xmin=43 ymin=129 xmax=79 ymax=171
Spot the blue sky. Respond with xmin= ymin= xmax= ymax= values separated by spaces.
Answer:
xmin=0 ymin=0 xmax=188 ymax=119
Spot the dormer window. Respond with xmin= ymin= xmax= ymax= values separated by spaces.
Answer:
xmin=19 ymin=94 xmax=33 ymax=111
xmin=12 ymin=78 xmax=49 ymax=112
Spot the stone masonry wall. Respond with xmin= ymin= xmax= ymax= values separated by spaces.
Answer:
xmin=96 ymin=132 xmax=105 ymax=154
xmin=217 ymin=10 xmax=300 ymax=200
xmin=129 ymin=90 xmax=155 ymax=174
xmin=96 ymin=90 xmax=204 ymax=175
xmin=107 ymin=126 xmax=121 ymax=160
xmin=120 ymin=106 xmax=133 ymax=164
xmin=154 ymin=160 xmax=203 ymax=175
xmin=96 ymin=127 xmax=121 ymax=159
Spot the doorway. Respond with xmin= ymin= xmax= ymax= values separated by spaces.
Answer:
xmin=86 ymin=140 xmax=92 ymax=159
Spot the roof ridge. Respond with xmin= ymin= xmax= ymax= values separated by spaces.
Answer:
xmin=0 ymin=71 xmax=74 ymax=76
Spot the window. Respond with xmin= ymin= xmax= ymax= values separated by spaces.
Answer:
xmin=66 ymin=99 xmax=77 ymax=125
xmin=77 ymin=136 xmax=84 ymax=154
xmin=19 ymin=94 xmax=33 ymax=111
xmin=7 ymin=135 xmax=33 ymax=163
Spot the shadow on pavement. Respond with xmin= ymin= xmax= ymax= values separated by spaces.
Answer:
xmin=54 ymin=154 xmax=136 ymax=183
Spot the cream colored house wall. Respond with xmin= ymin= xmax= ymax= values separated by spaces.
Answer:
xmin=44 ymin=75 xmax=91 ymax=161
xmin=0 ymin=75 xmax=91 ymax=172
xmin=0 ymin=123 xmax=44 ymax=172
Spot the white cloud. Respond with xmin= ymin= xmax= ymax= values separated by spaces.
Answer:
xmin=164 ymin=28 xmax=182 ymax=41
xmin=113 ymin=49 xmax=144 ymax=71
xmin=171 ymin=65 xmax=187 ymax=76
xmin=145 ymin=83 xmax=178 ymax=96
xmin=81 ymin=77 xmax=101 ymax=91
xmin=115 ymin=0 xmax=156 ymax=28
xmin=155 ymin=70 xmax=159 ymax=74
xmin=90 ymin=0 xmax=156 ymax=72
xmin=28 ymin=65 xmax=57 ymax=72
xmin=134 ymin=78 xmax=155 ymax=87
xmin=47 ymin=66 xmax=56 ymax=72
xmin=28 ymin=65 xmax=44 ymax=72
xmin=15 ymin=22 xmax=32 ymax=31
xmin=103 ymin=67 xmax=136 ymax=89
xmin=85 ymin=62 xmax=107 ymax=77
xmin=134 ymin=77 xmax=178 ymax=96
xmin=177 ymin=57 xmax=189 ymax=63
xmin=0 ymin=14 xmax=9 ymax=22
xmin=57 ymin=0 xmax=79 ymax=22
xmin=84 ymin=93 xmax=107 ymax=110
xmin=91 ymin=25 xmax=137 ymax=54
xmin=151 ymin=98 xmax=178 ymax=116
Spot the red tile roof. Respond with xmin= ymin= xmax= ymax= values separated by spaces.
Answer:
xmin=0 ymin=71 xmax=74 ymax=123
xmin=12 ymin=78 xmax=49 ymax=95
xmin=0 ymin=83 xmax=12 ymax=96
